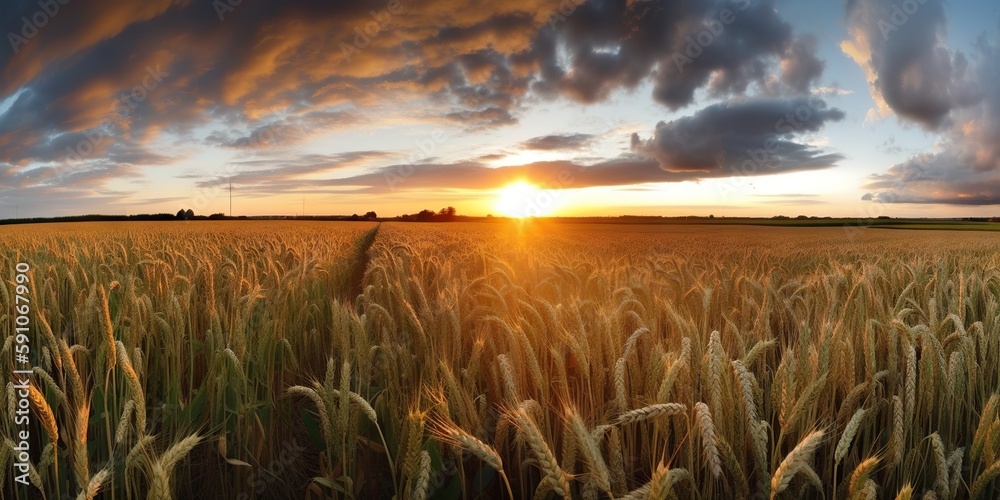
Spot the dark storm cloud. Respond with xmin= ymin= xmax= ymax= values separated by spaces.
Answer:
xmin=860 ymin=29 xmax=1000 ymax=205
xmin=521 ymin=133 xmax=594 ymax=151
xmin=630 ymin=97 xmax=845 ymax=174
xmin=520 ymin=0 xmax=818 ymax=109
xmin=843 ymin=0 xmax=980 ymax=128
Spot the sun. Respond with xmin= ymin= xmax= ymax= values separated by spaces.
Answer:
xmin=494 ymin=180 xmax=555 ymax=218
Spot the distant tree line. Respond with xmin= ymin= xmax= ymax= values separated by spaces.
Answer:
xmin=399 ymin=206 xmax=457 ymax=222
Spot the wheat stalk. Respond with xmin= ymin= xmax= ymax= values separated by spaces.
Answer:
xmin=148 ymin=433 xmax=202 ymax=500
xmin=836 ymin=408 xmax=867 ymax=464
xmin=657 ymin=337 xmax=691 ymax=403
xmin=76 ymin=468 xmax=111 ymax=500
xmin=27 ymin=382 xmax=59 ymax=443
xmin=60 ymin=339 xmax=85 ymax=403
xmin=929 ymin=433 xmax=949 ymax=499
xmin=98 ymin=284 xmax=118 ymax=370
xmin=615 ymin=403 xmax=687 ymax=425
xmin=71 ymin=398 xmax=91 ymax=487
xmin=288 ymin=386 xmax=333 ymax=446
xmin=694 ymin=402 xmax=722 ymax=478
xmin=411 ymin=451 xmax=431 ymax=500
xmin=402 ymin=410 xmax=426 ymax=479
xmin=970 ymin=460 xmax=1000 ymax=499
xmin=508 ymin=406 xmax=571 ymax=498
xmin=891 ymin=396 xmax=904 ymax=466
xmin=895 ymin=483 xmax=914 ymax=500
xmin=566 ymin=407 xmax=612 ymax=494
xmin=116 ymin=400 xmax=136 ymax=445
xmin=647 ymin=464 xmax=689 ymax=500
xmin=117 ymin=341 xmax=147 ymax=434
xmin=848 ymin=457 xmax=880 ymax=498
xmin=770 ymin=429 xmax=825 ymax=499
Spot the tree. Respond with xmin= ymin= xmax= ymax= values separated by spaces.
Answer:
xmin=416 ymin=209 xmax=436 ymax=222
xmin=185 ymin=209 xmax=194 ymax=219
xmin=364 ymin=211 xmax=377 ymax=220
xmin=176 ymin=209 xmax=186 ymax=220
xmin=437 ymin=206 xmax=457 ymax=221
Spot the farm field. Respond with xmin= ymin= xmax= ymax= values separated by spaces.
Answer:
xmin=3 ymin=221 xmax=1000 ymax=499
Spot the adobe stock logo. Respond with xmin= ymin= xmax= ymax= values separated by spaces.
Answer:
xmin=672 ymin=0 xmax=751 ymax=72
xmin=64 ymin=65 xmax=169 ymax=163
xmin=339 ymin=0 xmax=405 ymax=62
xmin=7 ymin=0 xmax=71 ymax=54
xmin=877 ymin=0 xmax=931 ymax=40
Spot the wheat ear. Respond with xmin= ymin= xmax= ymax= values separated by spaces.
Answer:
xmin=28 ymin=382 xmax=59 ymax=443
xmin=770 ymin=429 xmax=825 ymax=499
xmin=694 ymin=402 xmax=722 ymax=478
xmin=411 ymin=450 xmax=431 ymax=500
xmin=615 ymin=403 xmax=687 ymax=425
xmin=835 ymin=408 xmax=867 ymax=464
xmin=76 ymin=468 xmax=111 ymax=500
xmin=147 ymin=433 xmax=202 ymax=500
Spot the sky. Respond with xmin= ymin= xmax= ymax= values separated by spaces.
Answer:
xmin=0 ymin=0 xmax=998 ymax=219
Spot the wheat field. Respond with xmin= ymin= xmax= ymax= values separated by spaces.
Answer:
xmin=2 ymin=220 xmax=1000 ymax=499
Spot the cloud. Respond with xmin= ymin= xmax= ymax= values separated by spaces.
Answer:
xmin=629 ymin=97 xmax=845 ymax=174
xmin=879 ymin=137 xmax=903 ymax=155
xmin=206 ymin=110 xmax=359 ymax=149
xmin=443 ymin=106 xmax=518 ymax=130
xmin=0 ymin=0 xmax=833 ymax=212
xmin=752 ymin=193 xmax=827 ymax=206
xmin=0 ymin=0 xmax=827 ymax=162
xmin=0 ymin=0 xmax=182 ymax=94
xmin=521 ymin=133 xmax=594 ymax=151
xmin=193 ymin=151 xmax=398 ymax=190
xmin=780 ymin=36 xmax=825 ymax=93
xmin=861 ymin=30 xmax=1000 ymax=205
xmin=201 ymin=148 xmax=844 ymax=198
xmin=0 ymin=159 xmax=144 ymax=217
xmin=753 ymin=193 xmax=820 ymax=198
xmin=525 ymin=0 xmax=820 ymax=109
xmin=842 ymin=0 xmax=980 ymax=128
